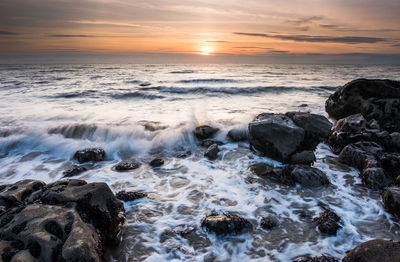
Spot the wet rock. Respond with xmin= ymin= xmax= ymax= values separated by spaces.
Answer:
xmin=285 ymin=111 xmax=332 ymax=149
xmin=113 ymin=159 xmax=141 ymax=171
xmin=249 ymin=163 xmax=329 ymax=187
xmin=289 ymin=150 xmax=316 ymax=165
xmin=200 ymin=139 xmax=223 ymax=148
xmin=62 ymin=165 xmax=87 ymax=177
xmin=175 ymin=151 xmax=192 ymax=159
xmin=201 ymin=213 xmax=252 ymax=235
xmin=282 ymin=165 xmax=330 ymax=187
xmin=293 ymin=255 xmax=339 ymax=262
xmin=391 ymin=132 xmax=400 ymax=149
xmin=227 ymin=128 xmax=248 ymax=142
xmin=328 ymin=114 xmax=390 ymax=154
xmin=325 ymin=79 xmax=400 ymax=132
xmin=338 ymin=141 xmax=393 ymax=189
xmin=116 ymin=190 xmax=147 ymax=202
xmin=0 ymin=179 xmax=125 ymax=261
xmin=204 ymin=144 xmax=219 ymax=160
xmin=382 ymin=186 xmax=400 ymax=217
xmin=260 ymin=216 xmax=278 ymax=230
xmin=74 ymin=148 xmax=106 ymax=163
xmin=0 ymin=180 xmax=45 ymax=208
xmin=313 ymin=209 xmax=342 ymax=235
xmin=248 ymin=113 xmax=305 ymax=162
xmin=248 ymin=163 xmax=283 ymax=181
xmin=177 ymin=226 xmax=211 ymax=250
xmin=342 ymin=239 xmax=400 ymax=262
xmin=150 ymin=158 xmax=164 ymax=167
xmin=194 ymin=125 xmax=219 ymax=140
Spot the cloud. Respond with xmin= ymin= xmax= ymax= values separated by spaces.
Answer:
xmin=295 ymin=26 xmax=310 ymax=32
xmin=286 ymin=16 xmax=323 ymax=25
xmin=268 ymin=50 xmax=290 ymax=54
xmin=0 ymin=30 xmax=17 ymax=35
xmin=206 ymin=40 xmax=231 ymax=43
xmin=48 ymin=34 xmax=94 ymax=38
xmin=233 ymin=32 xmax=386 ymax=44
xmin=320 ymin=24 xmax=338 ymax=29
xmin=233 ymin=46 xmax=273 ymax=49
xmin=68 ymin=20 xmax=141 ymax=28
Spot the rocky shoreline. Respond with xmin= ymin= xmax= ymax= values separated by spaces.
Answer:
xmin=1 ymin=78 xmax=400 ymax=261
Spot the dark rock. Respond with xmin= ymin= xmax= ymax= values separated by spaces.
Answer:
xmin=204 ymin=144 xmax=219 ymax=160
xmin=74 ymin=148 xmax=106 ymax=163
xmin=325 ymin=79 xmax=400 ymax=132
xmin=62 ymin=165 xmax=87 ymax=177
xmin=286 ymin=111 xmax=332 ymax=149
xmin=201 ymin=213 xmax=252 ymax=235
xmin=282 ymin=165 xmax=330 ymax=187
xmin=342 ymin=239 xmax=400 ymax=262
xmin=150 ymin=158 xmax=164 ymax=167
xmin=382 ymin=186 xmax=400 ymax=217
xmin=248 ymin=163 xmax=283 ymax=181
xmin=116 ymin=191 xmax=147 ymax=202
xmin=113 ymin=159 xmax=141 ymax=171
xmin=328 ymin=114 xmax=390 ymax=154
xmin=313 ymin=209 xmax=342 ymax=235
xmin=175 ymin=151 xmax=192 ymax=159
xmin=227 ymin=128 xmax=248 ymax=142
xmin=194 ymin=125 xmax=219 ymax=140
xmin=249 ymin=163 xmax=329 ymax=187
xmin=338 ymin=141 xmax=393 ymax=189
xmin=391 ymin=132 xmax=400 ymax=149
xmin=0 ymin=179 xmax=125 ymax=262
xmin=289 ymin=150 xmax=316 ymax=165
xmin=260 ymin=216 xmax=278 ymax=230
xmin=248 ymin=113 xmax=305 ymax=162
xmin=200 ymin=139 xmax=223 ymax=148
xmin=293 ymin=255 xmax=338 ymax=262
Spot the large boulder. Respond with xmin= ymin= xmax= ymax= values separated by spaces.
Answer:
xmin=326 ymin=79 xmax=400 ymax=132
xmin=285 ymin=111 xmax=332 ymax=149
xmin=0 ymin=179 xmax=125 ymax=261
xmin=201 ymin=213 xmax=252 ymax=235
xmin=248 ymin=113 xmax=305 ymax=162
xmin=342 ymin=239 xmax=400 ymax=262
xmin=382 ymin=186 xmax=400 ymax=217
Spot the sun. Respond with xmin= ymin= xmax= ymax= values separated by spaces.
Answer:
xmin=199 ymin=45 xmax=214 ymax=56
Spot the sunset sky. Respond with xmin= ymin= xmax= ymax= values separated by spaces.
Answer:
xmin=1 ymin=0 xmax=400 ymax=63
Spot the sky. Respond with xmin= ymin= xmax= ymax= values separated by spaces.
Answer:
xmin=1 ymin=0 xmax=400 ymax=63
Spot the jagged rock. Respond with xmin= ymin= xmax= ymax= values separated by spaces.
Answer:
xmin=325 ymin=79 xmax=400 ymax=132
xmin=285 ymin=111 xmax=332 ymax=149
xmin=338 ymin=141 xmax=394 ymax=189
xmin=204 ymin=144 xmax=219 ymax=160
xmin=116 ymin=191 xmax=147 ymax=202
xmin=289 ymin=150 xmax=316 ymax=165
xmin=194 ymin=125 xmax=219 ymax=140
xmin=74 ymin=148 xmax=106 ymax=163
xmin=293 ymin=255 xmax=339 ymax=262
xmin=328 ymin=114 xmax=390 ymax=154
xmin=149 ymin=158 xmax=164 ymax=167
xmin=342 ymin=239 xmax=400 ymax=262
xmin=113 ymin=159 xmax=141 ymax=171
xmin=382 ymin=186 xmax=400 ymax=217
xmin=63 ymin=165 xmax=87 ymax=177
xmin=313 ymin=209 xmax=342 ymax=235
xmin=0 ymin=179 xmax=125 ymax=262
xmin=260 ymin=216 xmax=278 ymax=230
xmin=248 ymin=163 xmax=283 ymax=181
xmin=248 ymin=113 xmax=305 ymax=162
xmin=227 ymin=128 xmax=248 ymax=142
xmin=201 ymin=213 xmax=252 ymax=235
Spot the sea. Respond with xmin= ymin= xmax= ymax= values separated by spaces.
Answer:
xmin=0 ymin=64 xmax=400 ymax=261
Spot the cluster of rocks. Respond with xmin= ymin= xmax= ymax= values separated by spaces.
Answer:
xmin=0 ymin=179 xmax=125 ymax=261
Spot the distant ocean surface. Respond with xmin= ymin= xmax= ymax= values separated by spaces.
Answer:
xmin=1 ymin=64 xmax=400 ymax=261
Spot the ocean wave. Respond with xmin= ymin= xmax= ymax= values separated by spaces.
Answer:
xmin=170 ymin=70 xmax=196 ymax=74
xmin=176 ymin=78 xmax=239 ymax=84
xmin=153 ymin=85 xmax=338 ymax=95
xmin=109 ymin=91 xmax=165 ymax=100
xmin=51 ymin=90 xmax=98 ymax=98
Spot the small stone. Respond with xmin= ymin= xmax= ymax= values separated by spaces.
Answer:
xmin=201 ymin=213 xmax=252 ymax=235
xmin=260 ymin=216 xmax=278 ymax=230
xmin=73 ymin=148 xmax=105 ymax=163
xmin=204 ymin=144 xmax=219 ymax=160
xmin=113 ymin=159 xmax=141 ymax=171
xmin=194 ymin=125 xmax=219 ymax=140
xmin=116 ymin=191 xmax=147 ymax=202
xmin=314 ymin=209 xmax=342 ymax=235
xmin=150 ymin=158 xmax=164 ymax=167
